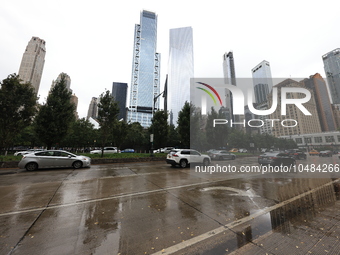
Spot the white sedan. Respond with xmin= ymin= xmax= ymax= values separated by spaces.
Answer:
xmin=18 ymin=150 xmax=91 ymax=171
xmin=90 ymin=147 xmax=118 ymax=154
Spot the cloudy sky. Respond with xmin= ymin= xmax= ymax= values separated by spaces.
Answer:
xmin=1 ymin=0 xmax=339 ymax=118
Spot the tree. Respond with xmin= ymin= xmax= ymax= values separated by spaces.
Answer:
xmin=97 ymin=90 xmax=119 ymax=156
xmin=177 ymin=101 xmax=200 ymax=149
xmin=149 ymin=110 xmax=169 ymax=149
xmin=168 ymin=124 xmax=180 ymax=147
xmin=122 ymin=122 xmax=148 ymax=151
xmin=34 ymin=73 xmax=75 ymax=149
xmin=0 ymin=74 xmax=37 ymax=153
xmin=205 ymin=107 xmax=229 ymax=149
xmin=64 ymin=118 xmax=95 ymax=152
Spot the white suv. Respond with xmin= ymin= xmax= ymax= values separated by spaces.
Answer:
xmin=166 ymin=149 xmax=211 ymax=168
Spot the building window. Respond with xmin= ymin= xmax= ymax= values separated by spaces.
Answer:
xmin=304 ymin=137 xmax=312 ymax=143
xmin=314 ymin=137 xmax=323 ymax=143
xmin=325 ymin=136 xmax=335 ymax=143
xmin=337 ymin=135 xmax=340 ymax=142
xmin=295 ymin=138 xmax=303 ymax=144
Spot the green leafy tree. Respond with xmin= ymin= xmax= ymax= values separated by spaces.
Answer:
xmin=149 ymin=110 xmax=169 ymax=149
xmin=34 ymin=73 xmax=75 ymax=149
xmin=205 ymin=107 xmax=229 ymax=149
xmin=97 ymin=90 xmax=119 ymax=156
xmin=122 ymin=122 xmax=148 ymax=151
xmin=178 ymin=101 xmax=198 ymax=148
xmin=64 ymin=118 xmax=95 ymax=152
xmin=113 ymin=120 xmax=129 ymax=149
xmin=168 ymin=124 xmax=180 ymax=147
xmin=0 ymin=74 xmax=37 ymax=153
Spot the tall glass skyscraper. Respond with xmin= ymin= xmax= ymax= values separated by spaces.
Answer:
xmin=252 ymin=60 xmax=273 ymax=104
xmin=127 ymin=10 xmax=160 ymax=127
xmin=222 ymin=51 xmax=236 ymax=122
xmin=167 ymin=27 xmax=194 ymax=126
xmin=112 ymin=82 xmax=128 ymax=121
xmin=322 ymin=48 xmax=340 ymax=104
xmin=18 ymin=36 xmax=46 ymax=94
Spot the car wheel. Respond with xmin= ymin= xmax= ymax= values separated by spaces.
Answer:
xmin=73 ymin=161 xmax=83 ymax=169
xmin=219 ymin=156 xmax=223 ymax=160
xmin=25 ymin=162 xmax=38 ymax=171
xmin=203 ymin=158 xmax=210 ymax=166
xmin=179 ymin=159 xmax=188 ymax=168
xmin=231 ymin=156 xmax=236 ymax=160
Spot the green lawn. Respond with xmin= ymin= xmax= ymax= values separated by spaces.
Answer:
xmin=0 ymin=152 xmax=167 ymax=162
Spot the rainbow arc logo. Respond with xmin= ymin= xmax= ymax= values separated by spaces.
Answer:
xmin=196 ymin=82 xmax=222 ymax=106
xmin=196 ymin=82 xmax=222 ymax=115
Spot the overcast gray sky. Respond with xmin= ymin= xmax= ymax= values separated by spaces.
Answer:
xmin=1 ymin=0 xmax=339 ymax=118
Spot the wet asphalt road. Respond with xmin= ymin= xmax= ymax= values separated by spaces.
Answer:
xmin=1 ymin=155 xmax=340 ymax=255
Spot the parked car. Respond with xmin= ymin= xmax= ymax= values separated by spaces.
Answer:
xmin=258 ymin=152 xmax=296 ymax=166
xmin=309 ymin=149 xmax=320 ymax=156
xmin=121 ymin=148 xmax=135 ymax=153
xmin=210 ymin=150 xmax=236 ymax=160
xmin=18 ymin=150 xmax=91 ymax=171
xmin=229 ymin=148 xmax=238 ymax=153
xmin=166 ymin=149 xmax=210 ymax=168
xmin=90 ymin=147 xmax=118 ymax=154
xmin=285 ymin=149 xmax=307 ymax=160
xmin=14 ymin=149 xmax=45 ymax=156
xmin=319 ymin=150 xmax=333 ymax=157
xmin=238 ymin=148 xmax=248 ymax=153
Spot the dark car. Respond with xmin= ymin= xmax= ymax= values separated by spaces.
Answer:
xmin=285 ymin=149 xmax=307 ymax=160
xmin=210 ymin=150 xmax=236 ymax=160
xmin=121 ymin=148 xmax=135 ymax=153
xmin=319 ymin=150 xmax=333 ymax=157
xmin=258 ymin=152 xmax=296 ymax=166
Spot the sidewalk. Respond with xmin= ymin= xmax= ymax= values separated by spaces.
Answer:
xmin=232 ymin=196 xmax=340 ymax=254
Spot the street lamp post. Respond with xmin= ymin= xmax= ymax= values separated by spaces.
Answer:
xmin=150 ymin=91 xmax=164 ymax=157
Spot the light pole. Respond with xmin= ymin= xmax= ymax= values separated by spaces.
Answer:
xmin=150 ymin=91 xmax=164 ymax=156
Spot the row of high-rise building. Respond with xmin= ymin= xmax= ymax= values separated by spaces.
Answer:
xmin=17 ymin=37 xmax=79 ymax=118
xmin=85 ymin=10 xmax=194 ymax=128
xmin=15 ymin=11 xmax=340 ymax=139
xmin=231 ymin=48 xmax=340 ymax=138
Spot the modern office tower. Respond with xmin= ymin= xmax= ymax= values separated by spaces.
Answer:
xmin=18 ymin=37 xmax=46 ymax=94
xmin=222 ymin=52 xmax=237 ymax=122
xmin=167 ymin=26 xmax=194 ymax=126
xmin=332 ymin=105 xmax=340 ymax=129
xmin=70 ymin=94 xmax=79 ymax=119
xmin=251 ymin=60 xmax=273 ymax=134
xmin=112 ymin=82 xmax=128 ymax=121
xmin=301 ymin=73 xmax=337 ymax=131
xmin=252 ymin=60 xmax=273 ymax=104
xmin=322 ymin=48 xmax=340 ymax=104
xmin=127 ymin=10 xmax=160 ymax=127
xmin=269 ymin=79 xmax=321 ymax=137
xmin=50 ymin=73 xmax=72 ymax=94
xmin=87 ymin=97 xmax=98 ymax=120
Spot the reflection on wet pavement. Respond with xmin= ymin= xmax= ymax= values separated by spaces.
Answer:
xmin=1 ymin=160 xmax=340 ymax=255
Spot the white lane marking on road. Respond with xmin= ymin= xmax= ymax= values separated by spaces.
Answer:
xmin=151 ymin=180 xmax=338 ymax=255
xmin=201 ymin=186 xmax=260 ymax=197
xmin=0 ymin=178 xmax=231 ymax=217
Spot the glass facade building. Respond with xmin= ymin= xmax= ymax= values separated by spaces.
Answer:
xmin=322 ymin=48 xmax=340 ymax=104
xmin=222 ymin=51 xmax=236 ymax=122
xmin=112 ymin=82 xmax=128 ymax=121
xmin=252 ymin=60 xmax=273 ymax=104
xmin=301 ymin=73 xmax=337 ymax=131
xmin=127 ymin=10 xmax=160 ymax=127
xmin=18 ymin=36 xmax=46 ymax=94
xmin=167 ymin=27 xmax=194 ymax=126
